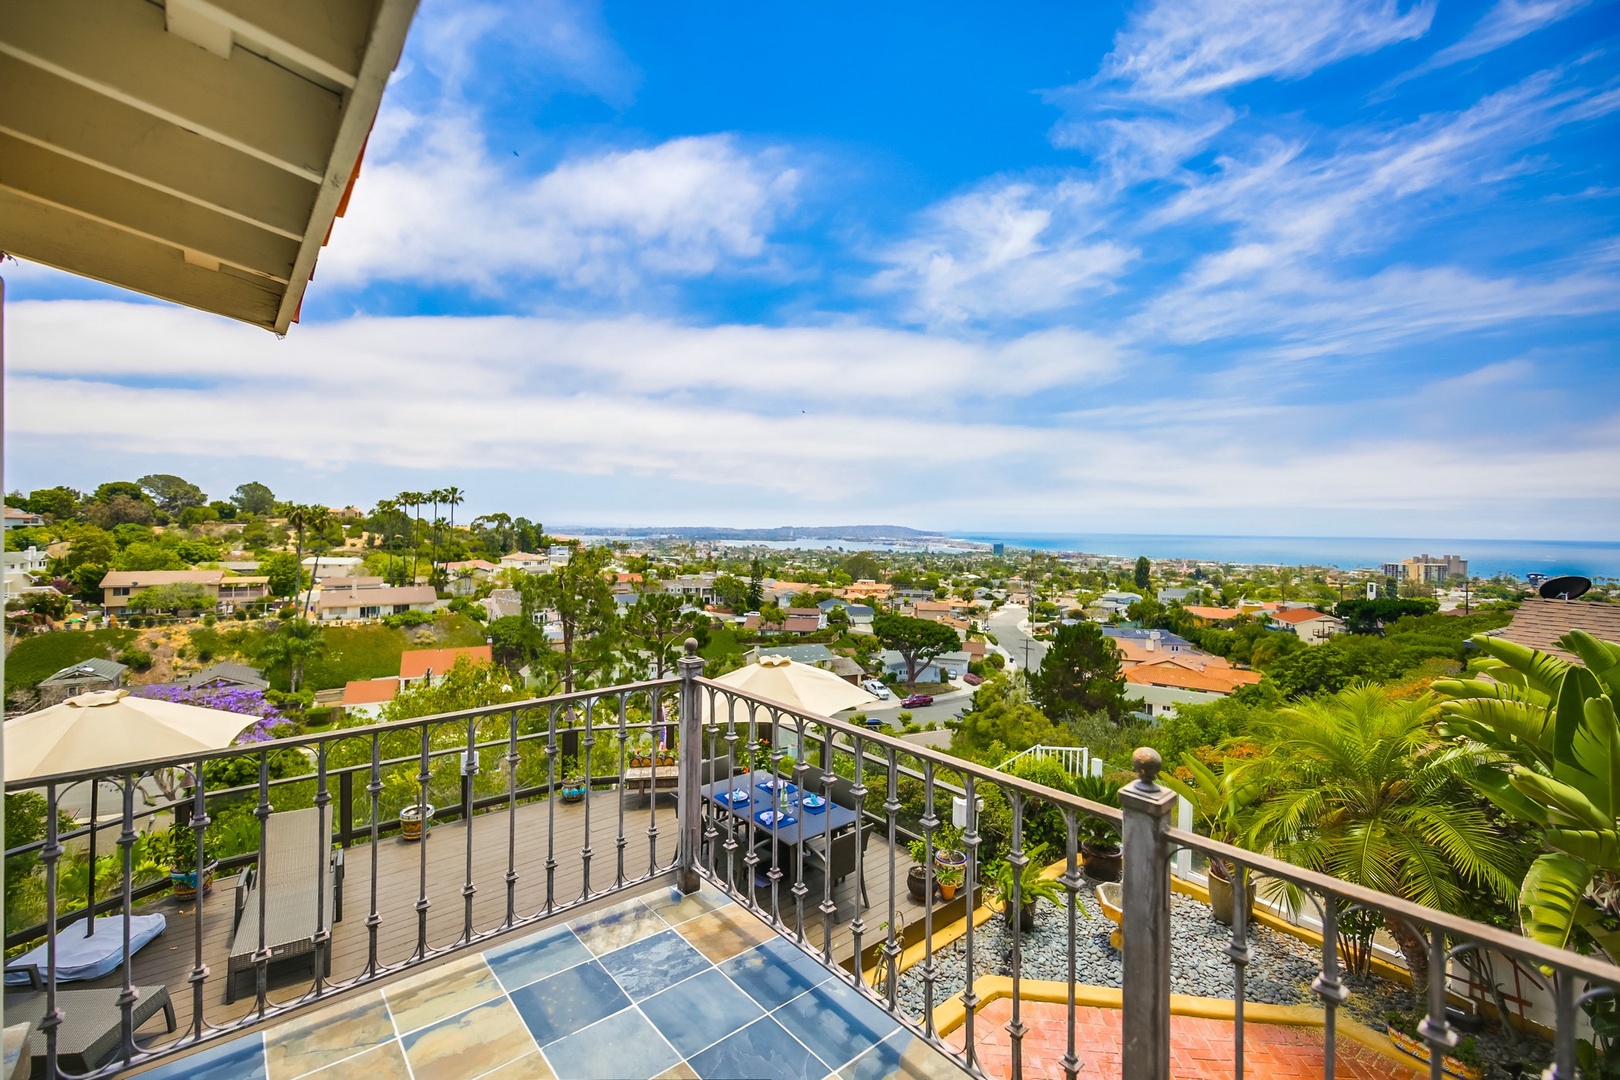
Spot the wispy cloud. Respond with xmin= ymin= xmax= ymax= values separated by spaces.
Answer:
xmin=1415 ymin=0 xmax=1595 ymax=74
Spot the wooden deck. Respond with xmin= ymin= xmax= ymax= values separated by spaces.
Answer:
xmin=66 ymin=788 xmax=938 ymax=1054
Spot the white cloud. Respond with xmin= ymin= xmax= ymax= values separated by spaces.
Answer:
xmin=10 ymin=301 xmax=1620 ymax=536
xmin=1417 ymin=0 xmax=1594 ymax=73
xmin=870 ymin=180 xmax=1135 ymax=325
xmin=322 ymin=128 xmax=800 ymax=294
xmin=1095 ymin=0 xmax=1435 ymax=101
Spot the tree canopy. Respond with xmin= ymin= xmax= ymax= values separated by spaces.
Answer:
xmin=1029 ymin=620 xmax=1129 ymax=723
xmin=232 ymin=481 xmax=276 ymax=516
xmin=872 ymin=613 xmax=960 ymax=690
xmin=138 ymin=474 xmax=207 ymax=514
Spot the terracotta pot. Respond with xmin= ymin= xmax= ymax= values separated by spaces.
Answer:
xmin=1081 ymin=842 xmax=1122 ymax=882
xmin=1385 ymin=1025 xmax=1482 ymax=1080
xmin=938 ymin=882 xmax=958 ymax=901
xmin=1207 ymin=864 xmax=1255 ymax=926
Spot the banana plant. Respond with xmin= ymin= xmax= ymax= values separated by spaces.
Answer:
xmin=1436 ymin=631 xmax=1620 ymax=961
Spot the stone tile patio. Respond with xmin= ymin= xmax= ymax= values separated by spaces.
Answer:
xmin=130 ymin=881 xmax=966 ymax=1080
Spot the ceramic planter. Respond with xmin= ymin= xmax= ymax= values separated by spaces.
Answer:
xmin=1207 ymin=864 xmax=1255 ymax=926
xmin=1081 ymin=842 xmax=1122 ymax=882
xmin=1385 ymin=1026 xmax=1482 ymax=1080
xmin=561 ymin=783 xmax=587 ymax=804
xmin=1095 ymin=881 xmax=1123 ymax=950
xmin=169 ymin=860 xmax=218 ymax=900
xmin=907 ymin=865 xmax=929 ymax=903
xmin=400 ymin=804 xmax=435 ymax=841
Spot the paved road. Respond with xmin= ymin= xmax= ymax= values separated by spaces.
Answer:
xmin=989 ymin=603 xmax=1048 ymax=673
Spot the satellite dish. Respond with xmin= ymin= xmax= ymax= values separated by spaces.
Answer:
xmin=1539 ymin=575 xmax=1592 ymax=601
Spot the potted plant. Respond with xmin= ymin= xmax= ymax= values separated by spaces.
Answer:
xmin=656 ymin=746 xmax=678 ymax=769
xmin=561 ymin=770 xmax=587 ymax=804
xmin=1161 ymin=754 xmax=1262 ymax=926
xmin=153 ymin=822 xmax=220 ymax=900
xmin=933 ymin=823 xmax=967 ymax=877
xmin=400 ymin=803 xmax=435 ymax=841
xmin=1383 ymin=1011 xmax=1484 ymax=1080
xmin=986 ymin=845 xmax=1066 ymax=932
xmin=1070 ymin=774 xmax=1123 ymax=882
xmin=935 ymin=863 xmax=963 ymax=901
xmin=630 ymin=736 xmax=653 ymax=769
xmin=906 ymin=839 xmax=931 ymax=903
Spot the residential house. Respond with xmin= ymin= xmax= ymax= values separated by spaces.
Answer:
xmin=37 ymin=658 xmax=128 ymax=706
xmin=880 ymin=649 xmax=973 ymax=684
xmin=3 ymin=545 xmax=50 ymax=600
xmin=841 ymin=580 xmax=894 ymax=603
xmin=546 ymin=545 xmax=573 ymax=566
xmin=894 ymin=588 xmax=935 ymax=606
xmin=1102 ymin=627 xmax=1201 ymax=664
xmin=1123 ymin=658 xmax=1263 ymax=720
xmin=748 ymin=644 xmax=837 ymax=666
xmin=817 ymin=598 xmax=875 ymax=629
xmin=1156 ymin=587 xmax=1193 ymax=605
xmin=301 ymin=555 xmax=365 ymax=580
xmin=663 ymin=574 xmax=718 ymax=606
xmin=1184 ymin=605 xmax=1242 ymax=623
xmin=1494 ymin=598 xmax=1620 ymax=662
xmin=3 ymin=506 xmax=44 ymax=529
xmin=100 ymin=570 xmax=271 ymax=612
xmin=480 ymin=588 xmax=527 ymax=622
xmin=1095 ymin=590 xmax=1142 ymax=616
xmin=827 ymin=656 xmax=866 ymax=685
xmin=399 ymin=645 xmax=493 ymax=689
xmin=783 ymin=607 xmax=825 ymax=632
xmin=762 ymin=581 xmax=813 ymax=606
xmin=444 ymin=559 xmax=499 ymax=596
xmin=177 ymin=662 xmax=268 ymax=692
xmin=341 ymin=678 xmax=399 ymax=720
xmin=316 ymin=584 xmax=438 ymax=622
xmin=500 ymin=552 xmax=550 ymax=575
xmin=1269 ymin=607 xmax=1345 ymax=644
xmin=328 ymin=506 xmax=365 ymax=519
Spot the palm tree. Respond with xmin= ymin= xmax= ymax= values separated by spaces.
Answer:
xmin=443 ymin=486 xmax=463 ymax=533
xmin=301 ymin=506 xmax=333 ymax=619
xmin=398 ymin=492 xmax=423 ymax=582
xmin=426 ymin=488 xmax=444 ymax=573
xmin=284 ymin=504 xmax=311 ymax=606
xmin=1238 ymin=682 xmax=1519 ymax=996
xmin=259 ymin=617 xmax=326 ymax=692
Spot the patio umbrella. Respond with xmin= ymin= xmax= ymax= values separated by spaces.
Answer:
xmin=711 ymin=655 xmax=879 ymax=717
xmin=5 ymin=688 xmax=257 ymax=941
xmin=5 ymin=688 xmax=256 ymax=781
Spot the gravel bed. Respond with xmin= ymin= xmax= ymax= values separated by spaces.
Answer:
xmin=893 ymin=878 xmax=1320 ymax=1016
xmin=890 ymin=878 xmax=1554 ymax=1078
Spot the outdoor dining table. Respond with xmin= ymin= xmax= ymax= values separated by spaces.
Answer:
xmin=699 ymin=771 xmax=858 ymax=850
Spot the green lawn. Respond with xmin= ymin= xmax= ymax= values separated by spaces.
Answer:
xmin=296 ymin=614 xmax=488 ymax=691
xmin=700 ymin=623 xmax=742 ymax=661
xmin=5 ymin=628 xmax=138 ymax=692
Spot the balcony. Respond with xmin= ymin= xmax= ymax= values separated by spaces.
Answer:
xmin=5 ymin=645 xmax=1619 ymax=1079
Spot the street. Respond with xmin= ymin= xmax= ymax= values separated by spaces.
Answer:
xmin=988 ymin=603 xmax=1047 ymax=673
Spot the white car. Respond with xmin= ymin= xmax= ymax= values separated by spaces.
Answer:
xmin=862 ymin=679 xmax=892 ymax=700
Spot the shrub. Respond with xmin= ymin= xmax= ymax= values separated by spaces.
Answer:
xmin=201 ymin=613 xmax=217 ymax=627
xmin=119 ymin=645 xmax=153 ymax=671
xmin=382 ymin=610 xmax=435 ymax=628
xmin=234 ymin=610 xmax=248 ymax=621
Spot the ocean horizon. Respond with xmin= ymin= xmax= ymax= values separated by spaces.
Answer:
xmin=955 ymin=533 xmax=1620 ymax=580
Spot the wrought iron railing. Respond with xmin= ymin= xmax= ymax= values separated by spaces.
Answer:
xmin=7 ymin=641 xmax=1620 ymax=1079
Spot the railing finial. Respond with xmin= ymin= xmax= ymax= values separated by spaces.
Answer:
xmin=684 ymin=637 xmax=699 ymax=657
xmin=1130 ymin=747 xmax=1162 ymax=791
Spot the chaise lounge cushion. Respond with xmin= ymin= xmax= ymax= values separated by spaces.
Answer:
xmin=3 ymin=915 xmax=166 ymax=986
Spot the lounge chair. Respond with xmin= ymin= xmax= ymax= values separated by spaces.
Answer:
xmin=5 ymin=964 xmax=176 ymax=1079
xmin=225 ymin=806 xmax=343 ymax=1003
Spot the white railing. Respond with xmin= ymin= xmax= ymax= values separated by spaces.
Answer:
xmin=995 ymin=744 xmax=1102 ymax=776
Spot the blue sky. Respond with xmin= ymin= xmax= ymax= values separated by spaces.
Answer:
xmin=6 ymin=0 xmax=1620 ymax=538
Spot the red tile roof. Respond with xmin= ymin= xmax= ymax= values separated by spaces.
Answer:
xmin=1184 ymin=606 xmax=1242 ymax=621
xmin=1270 ymin=608 xmax=1332 ymax=624
xmin=1124 ymin=661 xmax=1262 ymax=694
xmin=342 ymin=679 xmax=399 ymax=706
xmin=398 ymin=645 xmax=493 ymax=681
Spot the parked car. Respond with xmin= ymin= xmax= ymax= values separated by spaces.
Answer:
xmin=963 ymin=672 xmax=983 ymax=685
xmin=901 ymin=694 xmax=934 ymax=708
xmin=862 ymin=679 xmax=892 ymax=700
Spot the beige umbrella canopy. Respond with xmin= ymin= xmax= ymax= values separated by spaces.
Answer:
xmin=5 ymin=688 xmax=257 ymax=782
xmin=711 ymin=655 xmax=879 ymax=717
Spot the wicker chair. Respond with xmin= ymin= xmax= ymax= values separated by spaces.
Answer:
xmin=225 ymin=805 xmax=343 ymax=1003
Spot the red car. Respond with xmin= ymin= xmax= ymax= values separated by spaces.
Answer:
xmin=901 ymin=694 xmax=934 ymax=708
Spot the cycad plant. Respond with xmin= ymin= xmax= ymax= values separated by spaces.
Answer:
xmin=1435 ymin=631 xmax=1620 ymax=962
xmin=1239 ymin=683 xmax=1518 ymax=993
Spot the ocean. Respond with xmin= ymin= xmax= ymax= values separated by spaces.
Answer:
xmin=955 ymin=534 xmax=1620 ymax=580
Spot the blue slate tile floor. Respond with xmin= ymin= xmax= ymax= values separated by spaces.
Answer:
xmin=130 ymin=881 xmax=965 ymax=1079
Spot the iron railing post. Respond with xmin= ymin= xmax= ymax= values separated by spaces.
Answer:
xmin=676 ymin=638 xmax=704 ymax=893
xmin=1120 ymin=747 xmax=1175 ymax=1080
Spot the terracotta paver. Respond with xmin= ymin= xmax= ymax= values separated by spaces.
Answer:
xmin=946 ymin=998 xmax=1423 ymax=1079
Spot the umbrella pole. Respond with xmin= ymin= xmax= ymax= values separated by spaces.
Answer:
xmin=85 ymin=783 xmax=98 ymax=935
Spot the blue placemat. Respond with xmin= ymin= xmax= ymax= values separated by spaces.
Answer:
xmin=800 ymin=793 xmax=827 ymax=813
xmin=716 ymin=787 xmax=751 ymax=807
xmin=755 ymin=778 xmax=797 ymax=795
xmin=754 ymin=809 xmax=797 ymax=828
